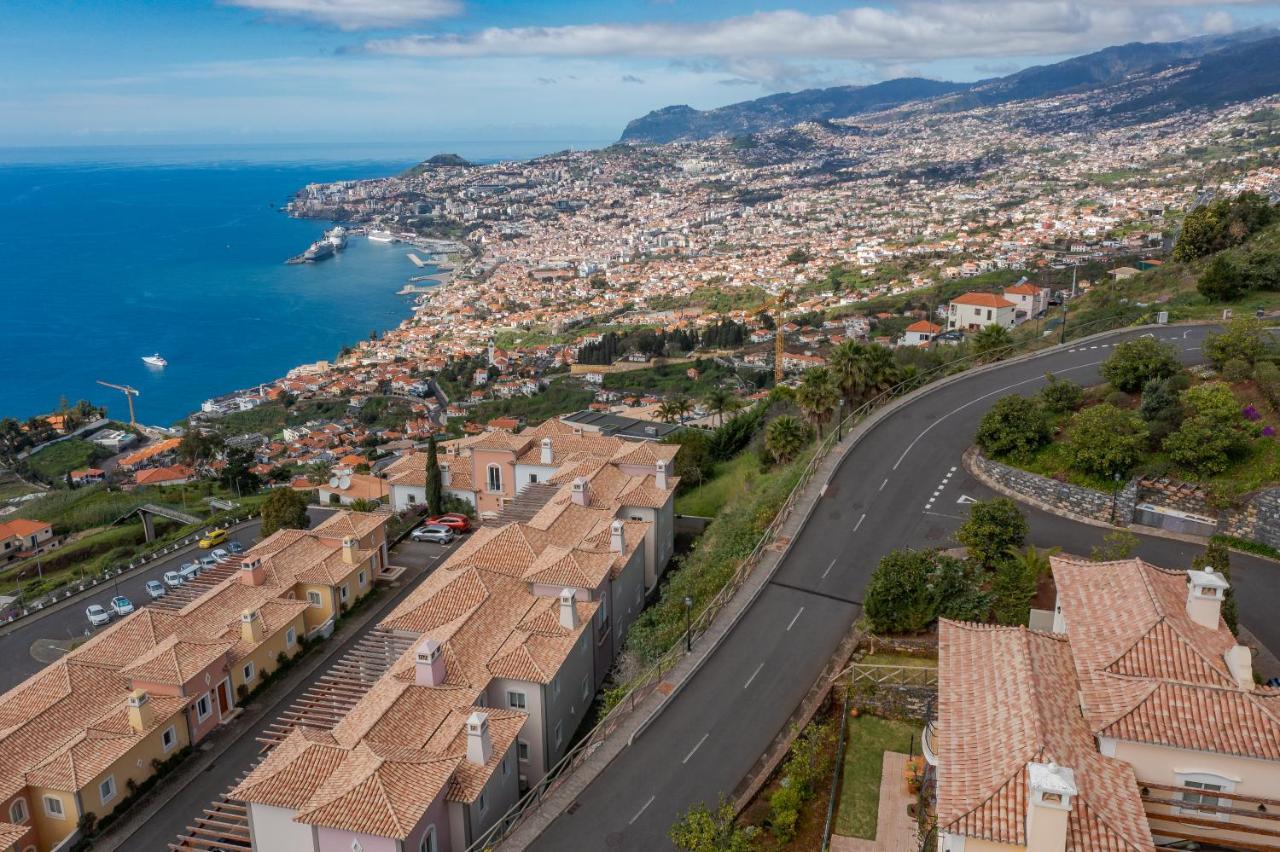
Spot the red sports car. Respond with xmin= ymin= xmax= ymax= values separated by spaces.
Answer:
xmin=425 ymin=513 xmax=472 ymax=533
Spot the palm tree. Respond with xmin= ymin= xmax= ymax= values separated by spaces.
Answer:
xmin=829 ymin=340 xmax=869 ymax=406
xmin=861 ymin=344 xmax=900 ymax=400
xmin=657 ymin=396 xmax=693 ymax=424
xmin=765 ymin=415 xmax=811 ymax=464
xmin=973 ymin=324 xmax=1015 ymax=362
xmin=795 ymin=368 xmax=839 ymax=437
xmin=673 ymin=395 xmax=694 ymax=423
xmin=1004 ymin=544 xmax=1059 ymax=581
xmin=702 ymin=387 xmax=733 ymax=427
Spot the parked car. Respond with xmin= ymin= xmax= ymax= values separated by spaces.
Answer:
xmin=178 ymin=561 xmax=201 ymax=582
xmin=210 ymin=548 xmax=231 ymax=564
xmin=199 ymin=529 xmax=228 ymax=548
xmin=85 ymin=604 xmax=111 ymax=627
xmin=110 ymin=595 xmax=135 ymax=616
xmin=199 ymin=556 xmax=218 ymax=570
xmin=425 ymin=513 xmax=471 ymax=533
xmin=410 ymin=524 xmax=455 ymax=544
xmin=145 ymin=580 xmax=166 ymax=599
xmin=227 ymin=541 xmax=245 ymax=555
xmin=163 ymin=571 xmax=185 ymax=588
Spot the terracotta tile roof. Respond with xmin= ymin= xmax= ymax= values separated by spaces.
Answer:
xmin=0 ymin=518 xmax=51 ymax=538
xmin=119 ymin=635 xmax=235 ymax=686
xmin=951 ymin=292 xmax=1015 ymax=308
xmin=313 ymin=509 xmax=388 ymax=541
xmin=937 ymin=620 xmax=1151 ymax=851
xmin=0 ymin=822 xmax=26 ymax=847
xmin=230 ymin=727 xmax=344 ymax=809
xmin=905 ymin=320 xmax=942 ymax=333
xmin=1052 ymin=556 xmax=1280 ymax=760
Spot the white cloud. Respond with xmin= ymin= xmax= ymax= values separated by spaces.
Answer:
xmin=364 ymin=2 xmax=1259 ymax=64
xmin=223 ymin=0 xmax=461 ymax=30
xmin=1202 ymin=9 xmax=1237 ymax=33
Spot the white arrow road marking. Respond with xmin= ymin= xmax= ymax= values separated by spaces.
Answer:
xmin=957 ymin=495 xmax=978 ymax=504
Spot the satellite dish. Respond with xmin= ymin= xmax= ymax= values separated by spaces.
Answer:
xmin=338 ymin=475 xmax=351 ymax=490
xmin=328 ymin=477 xmax=340 ymax=488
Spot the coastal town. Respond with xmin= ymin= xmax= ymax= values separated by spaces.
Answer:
xmin=6 ymin=27 xmax=1280 ymax=852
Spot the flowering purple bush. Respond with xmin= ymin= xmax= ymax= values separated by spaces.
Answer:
xmin=1243 ymin=404 xmax=1262 ymax=421
xmin=1265 ymin=425 xmax=1276 ymax=437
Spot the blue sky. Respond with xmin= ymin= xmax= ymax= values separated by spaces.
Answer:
xmin=2 ymin=0 xmax=1278 ymax=150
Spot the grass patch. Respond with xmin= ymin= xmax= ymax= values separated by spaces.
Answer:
xmin=1012 ymin=441 xmax=1120 ymax=491
xmin=24 ymin=438 xmax=108 ymax=482
xmin=601 ymin=358 xmax=740 ymax=396
xmin=860 ymin=652 xmax=936 ymax=669
xmin=466 ymin=380 xmax=595 ymax=426
xmin=675 ymin=451 xmax=761 ymax=517
xmin=835 ymin=715 xmax=920 ymax=839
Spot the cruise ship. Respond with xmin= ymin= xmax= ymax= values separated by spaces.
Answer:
xmin=302 ymin=239 xmax=335 ymax=262
xmin=325 ymin=226 xmax=347 ymax=250
xmin=367 ymin=229 xmax=397 ymax=243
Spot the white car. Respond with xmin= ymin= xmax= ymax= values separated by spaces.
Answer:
xmin=210 ymin=548 xmax=231 ymax=564
xmin=163 ymin=571 xmax=185 ymax=588
xmin=178 ymin=562 xmax=201 ymax=582
xmin=110 ymin=596 xmax=135 ymax=616
xmin=85 ymin=604 xmax=110 ymax=627
xmin=199 ymin=555 xmax=218 ymax=570
xmin=145 ymin=580 xmax=166 ymax=599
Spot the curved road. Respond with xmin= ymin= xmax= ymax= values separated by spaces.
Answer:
xmin=530 ymin=324 xmax=1280 ymax=850
xmin=0 ymin=507 xmax=334 ymax=693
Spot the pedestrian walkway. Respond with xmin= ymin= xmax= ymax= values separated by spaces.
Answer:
xmin=829 ymin=752 xmax=917 ymax=852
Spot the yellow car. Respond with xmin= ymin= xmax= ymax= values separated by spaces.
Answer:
xmin=199 ymin=529 xmax=228 ymax=548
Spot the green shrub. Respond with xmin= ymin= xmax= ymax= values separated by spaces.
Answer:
xmin=863 ymin=549 xmax=945 ymax=633
xmin=1101 ymin=338 xmax=1180 ymax=393
xmin=1037 ymin=373 xmax=1084 ymax=414
xmin=1139 ymin=377 xmax=1184 ymax=443
xmin=1204 ymin=317 xmax=1272 ymax=369
xmin=976 ymin=395 xmax=1049 ymax=461
xmin=1255 ymin=361 xmax=1280 ymax=410
xmin=1065 ymin=404 xmax=1148 ymax=477
xmin=956 ymin=498 xmax=1028 ymax=569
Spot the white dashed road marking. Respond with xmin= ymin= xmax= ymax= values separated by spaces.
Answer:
xmin=683 ymin=733 xmax=709 ymax=764
xmin=823 ymin=558 xmax=837 ymax=579
xmin=787 ymin=607 xmax=805 ymax=632
xmin=854 ymin=513 xmax=866 ymax=532
xmin=744 ymin=662 xmax=765 ymax=689
xmin=630 ymin=795 xmax=656 ymax=824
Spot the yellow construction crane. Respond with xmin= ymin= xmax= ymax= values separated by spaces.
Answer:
xmin=96 ymin=380 xmax=140 ymax=428
xmin=771 ymin=287 xmax=792 ymax=385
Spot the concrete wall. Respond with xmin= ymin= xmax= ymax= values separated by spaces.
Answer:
xmin=26 ymin=787 xmax=75 ymax=852
xmin=403 ymin=789 xmax=451 ymax=852
xmin=971 ymin=450 xmax=1135 ymax=525
xmin=487 ymin=677 xmax=545 ymax=789
xmin=232 ymin=612 xmax=307 ymax=694
xmin=317 ymin=827 xmax=399 ymax=852
xmin=461 ymin=740 xmax=521 ymax=849
xmin=248 ymin=803 xmax=317 ymax=852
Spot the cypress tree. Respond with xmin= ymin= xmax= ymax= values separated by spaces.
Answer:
xmin=425 ymin=433 xmax=443 ymax=516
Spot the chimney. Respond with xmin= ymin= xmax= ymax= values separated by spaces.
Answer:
xmin=559 ymin=588 xmax=579 ymax=630
xmin=240 ymin=608 xmax=264 ymax=644
xmin=414 ymin=638 xmax=446 ymax=687
xmin=126 ymin=689 xmax=154 ymax=733
xmin=610 ymin=519 xmax=625 ymax=553
xmin=571 ymin=477 xmax=589 ymax=507
xmin=466 ymin=711 xmax=492 ymax=766
xmin=1225 ymin=644 xmax=1255 ymax=691
xmin=239 ymin=556 xmax=266 ymax=587
xmin=1026 ymin=761 xmax=1076 ymax=852
xmin=439 ymin=461 xmax=452 ymax=487
xmin=1186 ymin=568 xmax=1229 ymax=630
xmin=572 ymin=425 xmax=583 ymax=437
xmin=540 ymin=437 xmax=553 ymax=465
xmin=655 ymin=459 xmax=669 ymax=491
xmin=341 ymin=536 xmax=358 ymax=565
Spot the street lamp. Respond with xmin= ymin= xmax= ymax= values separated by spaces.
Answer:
xmin=683 ymin=595 xmax=693 ymax=653
xmin=1110 ymin=471 xmax=1123 ymax=525
xmin=837 ymin=398 xmax=846 ymax=441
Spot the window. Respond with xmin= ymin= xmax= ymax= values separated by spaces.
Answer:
xmin=554 ymin=721 xmax=563 ymax=748
xmin=581 ymin=674 xmax=590 ymax=701
xmin=243 ymin=662 xmax=256 ymax=683
xmin=487 ymin=464 xmax=502 ymax=492
xmin=1181 ymin=778 xmax=1228 ymax=818
xmin=286 ymin=627 xmax=296 ymax=647
xmin=162 ymin=725 xmax=178 ymax=753
xmin=419 ymin=826 xmax=437 ymax=852
xmin=518 ymin=740 xmax=529 ymax=762
xmin=196 ymin=693 xmax=212 ymax=722
xmin=407 ymin=493 xmax=416 ymax=504
xmin=358 ymin=570 xmax=366 ymax=586
xmin=507 ymin=690 xmax=526 ymax=709
xmin=340 ymin=584 xmax=350 ymax=602
xmin=501 ymin=756 xmax=509 ymax=777
xmin=528 ymin=473 xmax=538 ymax=484
xmin=307 ymin=590 xmax=323 ymax=608
xmin=42 ymin=796 xmax=64 ymax=819
xmin=9 ymin=798 xmax=27 ymax=824
xmin=99 ymin=776 xmax=116 ymax=805
xmin=598 ymin=593 xmax=609 ymax=627
xmin=478 ymin=792 xmax=487 ymax=814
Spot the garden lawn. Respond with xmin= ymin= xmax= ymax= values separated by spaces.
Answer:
xmin=674 ymin=451 xmax=760 ymax=517
xmin=834 ymin=715 xmax=920 ymax=839
xmin=24 ymin=438 xmax=107 ymax=482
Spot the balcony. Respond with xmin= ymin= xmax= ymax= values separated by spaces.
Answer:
xmin=922 ymin=720 xmax=939 ymax=768
xmin=1140 ymin=782 xmax=1280 ymax=850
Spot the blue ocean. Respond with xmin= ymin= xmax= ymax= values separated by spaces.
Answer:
xmin=0 ymin=141 xmax=598 ymax=425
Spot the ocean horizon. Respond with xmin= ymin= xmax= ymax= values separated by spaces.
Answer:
xmin=0 ymin=141 xmax=601 ymax=427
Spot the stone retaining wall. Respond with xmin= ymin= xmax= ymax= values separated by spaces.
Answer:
xmin=1221 ymin=489 xmax=1280 ymax=550
xmin=969 ymin=450 xmax=1137 ymax=525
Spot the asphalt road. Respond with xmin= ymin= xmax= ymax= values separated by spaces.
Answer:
xmin=530 ymin=324 xmax=1280 ymax=851
xmin=0 ymin=506 xmax=334 ymax=693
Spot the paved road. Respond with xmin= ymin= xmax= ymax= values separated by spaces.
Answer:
xmin=530 ymin=324 xmax=1280 ymax=850
xmin=121 ymin=532 xmax=460 ymax=850
xmin=0 ymin=507 xmax=334 ymax=692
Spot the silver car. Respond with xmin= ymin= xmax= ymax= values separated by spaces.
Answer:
xmin=410 ymin=524 xmax=455 ymax=544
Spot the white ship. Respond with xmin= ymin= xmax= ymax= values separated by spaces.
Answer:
xmin=367 ymin=229 xmax=397 ymax=243
xmin=325 ymin=226 xmax=348 ymax=250
xmin=142 ymin=353 xmax=167 ymax=368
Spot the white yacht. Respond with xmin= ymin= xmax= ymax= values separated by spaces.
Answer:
xmin=142 ymin=353 xmax=167 ymax=368
xmin=367 ymin=229 xmax=396 ymax=243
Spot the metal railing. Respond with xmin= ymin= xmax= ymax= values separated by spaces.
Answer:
xmin=465 ymin=310 xmax=1154 ymax=850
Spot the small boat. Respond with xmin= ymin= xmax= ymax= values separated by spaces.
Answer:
xmin=142 ymin=354 xmax=167 ymax=368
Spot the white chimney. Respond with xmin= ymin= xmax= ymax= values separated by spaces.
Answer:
xmin=414 ymin=638 xmax=446 ymax=687
xmin=571 ymin=477 xmax=589 ymax=507
xmin=439 ymin=461 xmax=452 ymax=487
xmin=1225 ymin=644 xmax=1255 ymax=691
xmin=559 ymin=588 xmax=578 ymax=630
xmin=655 ymin=459 xmax=669 ymax=491
xmin=540 ymin=437 xmax=553 ymax=465
xmin=1026 ymin=761 xmax=1076 ymax=852
xmin=610 ymin=519 xmax=625 ymax=553
xmin=572 ymin=425 xmax=583 ymax=437
xmin=1186 ymin=568 xmax=1229 ymax=630
xmin=466 ymin=711 xmax=492 ymax=766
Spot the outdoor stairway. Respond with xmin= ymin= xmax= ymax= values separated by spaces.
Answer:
xmin=170 ymin=627 xmax=417 ymax=850
xmin=485 ymin=481 xmax=559 ymax=526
